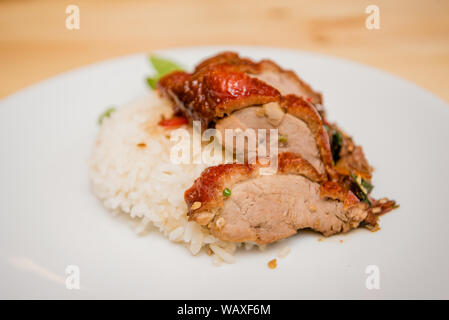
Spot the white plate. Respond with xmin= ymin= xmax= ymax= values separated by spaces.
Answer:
xmin=1 ymin=46 xmax=448 ymax=299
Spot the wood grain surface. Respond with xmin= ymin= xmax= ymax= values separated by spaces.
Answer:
xmin=1 ymin=0 xmax=448 ymax=101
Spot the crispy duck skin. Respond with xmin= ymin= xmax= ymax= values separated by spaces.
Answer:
xmin=158 ymin=64 xmax=280 ymax=127
xmin=194 ymin=51 xmax=257 ymax=73
xmin=194 ymin=51 xmax=323 ymax=106
xmin=158 ymin=51 xmax=324 ymax=126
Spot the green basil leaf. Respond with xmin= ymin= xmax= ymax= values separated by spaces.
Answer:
xmin=146 ymin=76 xmax=159 ymax=90
xmin=149 ymin=55 xmax=184 ymax=76
xmin=350 ymin=171 xmax=373 ymax=206
xmin=361 ymin=179 xmax=374 ymax=194
xmin=98 ymin=107 xmax=116 ymax=125
xmin=331 ymin=131 xmax=342 ymax=163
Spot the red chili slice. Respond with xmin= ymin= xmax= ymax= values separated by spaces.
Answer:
xmin=158 ymin=116 xmax=188 ymax=129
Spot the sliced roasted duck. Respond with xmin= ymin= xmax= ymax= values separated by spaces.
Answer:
xmin=156 ymin=52 xmax=397 ymax=244
xmin=215 ymin=95 xmax=334 ymax=177
xmin=185 ymin=153 xmax=370 ymax=244
xmin=193 ymin=51 xmax=323 ymax=107
xmin=158 ymin=55 xmax=335 ymax=178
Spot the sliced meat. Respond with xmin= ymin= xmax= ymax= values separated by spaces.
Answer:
xmin=185 ymin=153 xmax=368 ymax=244
xmin=215 ymin=95 xmax=335 ymax=178
xmin=159 ymin=52 xmax=397 ymax=236
xmin=215 ymin=176 xmax=366 ymax=244
xmin=194 ymin=51 xmax=323 ymax=106
xmin=158 ymin=52 xmax=324 ymax=126
xmin=216 ymin=105 xmax=325 ymax=174
xmin=281 ymin=95 xmax=334 ymax=177
xmin=254 ymin=60 xmax=323 ymax=106
xmin=158 ymin=63 xmax=280 ymax=127
xmin=158 ymin=54 xmax=334 ymax=177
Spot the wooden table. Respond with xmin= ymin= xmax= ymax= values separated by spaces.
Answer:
xmin=1 ymin=0 xmax=448 ymax=101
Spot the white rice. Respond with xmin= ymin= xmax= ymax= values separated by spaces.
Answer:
xmin=278 ymin=245 xmax=291 ymax=258
xmin=89 ymin=92 xmax=242 ymax=262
